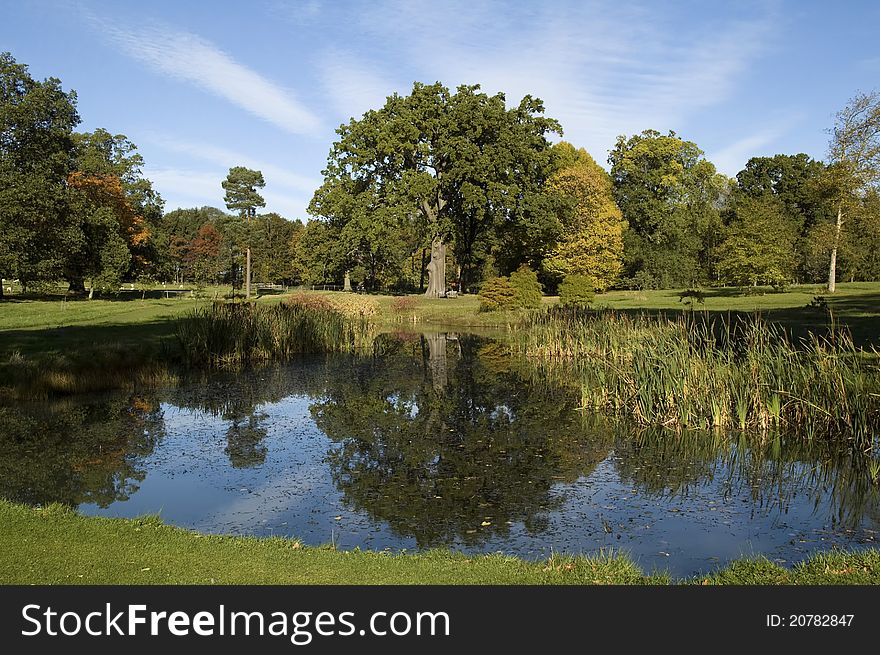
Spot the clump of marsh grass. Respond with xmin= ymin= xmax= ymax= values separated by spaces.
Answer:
xmin=511 ymin=307 xmax=880 ymax=445
xmin=176 ymin=302 xmax=375 ymax=367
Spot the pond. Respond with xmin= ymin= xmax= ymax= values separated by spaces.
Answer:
xmin=1 ymin=332 xmax=877 ymax=577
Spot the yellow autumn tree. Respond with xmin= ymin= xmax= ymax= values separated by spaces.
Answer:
xmin=544 ymin=142 xmax=625 ymax=291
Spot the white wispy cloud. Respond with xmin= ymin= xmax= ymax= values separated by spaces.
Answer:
xmin=147 ymin=136 xmax=321 ymax=194
xmin=318 ymin=49 xmax=401 ymax=120
xmin=310 ymin=0 xmax=778 ymax=164
xmin=146 ymin=165 xmax=311 ymax=219
xmin=97 ymin=19 xmax=321 ymax=135
xmin=708 ymin=125 xmax=792 ymax=177
xmin=145 ymin=168 xmax=225 ymax=205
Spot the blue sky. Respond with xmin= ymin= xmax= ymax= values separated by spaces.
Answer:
xmin=2 ymin=0 xmax=878 ymax=219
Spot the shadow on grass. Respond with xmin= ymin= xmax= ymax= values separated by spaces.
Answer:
xmin=694 ymin=286 xmax=790 ymax=299
xmin=769 ymin=292 xmax=880 ymax=347
xmin=1 ymin=290 xmax=204 ymax=303
xmin=0 ymin=319 xmax=184 ymax=399
xmin=0 ymin=318 xmax=182 ymax=359
xmin=593 ymin=296 xmax=879 ymax=348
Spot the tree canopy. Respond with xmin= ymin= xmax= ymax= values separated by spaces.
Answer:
xmin=823 ymin=89 xmax=880 ymax=291
xmin=0 ymin=51 xmax=79 ymax=294
xmin=609 ymin=129 xmax=726 ymax=288
xmin=64 ymin=129 xmax=164 ymax=292
xmin=222 ymin=166 xmax=266 ymax=218
xmin=3 ymin=49 xmax=880 ymax=298
xmin=716 ymin=195 xmax=797 ymax=288
xmin=309 ymin=82 xmax=561 ymax=295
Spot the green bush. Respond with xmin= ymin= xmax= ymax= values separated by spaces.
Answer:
xmin=558 ymin=274 xmax=595 ymax=307
xmin=478 ymin=276 xmax=518 ymax=312
xmin=509 ymin=265 xmax=543 ymax=309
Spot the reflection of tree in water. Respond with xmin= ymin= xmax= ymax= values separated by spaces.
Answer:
xmin=312 ymin=334 xmax=612 ymax=548
xmin=612 ymin=426 xmax=880 ymax=530
xmin=170 ymin=359 xmax=333 ymax=469
xmin=0 ymin=395 xmax=165 ymax=507
xmin=225 ymin=413 xmax=269 ymax=468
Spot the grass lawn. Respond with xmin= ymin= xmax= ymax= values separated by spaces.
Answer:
xmin=3 ymin=281 xmax=878 ymax=341
xmin=1 ymin=501 xmax=877 ymax=585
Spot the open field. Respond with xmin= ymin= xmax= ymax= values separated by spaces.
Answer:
xmin=2 ymin=501 xmax=878 ymax=585
xmin=3 ymin=280 xmax=879 ymax=335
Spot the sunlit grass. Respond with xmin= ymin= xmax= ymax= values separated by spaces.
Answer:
xmin=1 ymin=501 xmax=876 ymax=585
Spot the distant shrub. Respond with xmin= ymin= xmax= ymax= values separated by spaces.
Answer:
xmin=678 ymin=288 xmax=705 ymax=309
xmin=478 ymin=276 xmax=518 ymax=312
xmin=808 ymin=295 xmax=830 ymax=315
xmin=767 ymin=270 xmax=790 ymax=292
xmin=558 ymin=275 xmax=595 ymax=307
xmin=479 ymin=266 xmax=544 ymax=312
xmin=508 ymin=265 xmax=543 ymax=309
xmin=620 ymin=271 xmax=662 ymax=291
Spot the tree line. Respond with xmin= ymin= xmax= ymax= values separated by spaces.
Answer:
xmin=2 ymin=51 xmax=878 ymax=298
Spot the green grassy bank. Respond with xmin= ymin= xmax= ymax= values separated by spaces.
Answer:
xmin=1 ymin=501 xmax=878 ymax=585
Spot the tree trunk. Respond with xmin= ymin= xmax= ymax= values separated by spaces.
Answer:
xmin=424 ymin=238 xmax=446 ymax=298
xmin=425 ymin=333 xmax=448 ymax=391
xmin=827 ymin=204 xmax=843 ymax=293
xmin=343 ymin=271 xmax=352 ymax=292
xmin=246 ymin=247 xmax=252 ymax=300
xmin=419 ymin=248 xmax=427 ymax=292
xmin=67 ymin=278 xmax=86 ymax=294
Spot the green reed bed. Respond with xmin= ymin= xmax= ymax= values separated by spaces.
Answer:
xmin=176 ymin=302 xmax=376 ymax=367
xmin=512 ymin=308 xmax=880 ymax=444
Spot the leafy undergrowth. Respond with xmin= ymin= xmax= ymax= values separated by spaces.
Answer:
xmin=1 ymin=501 xmax=877 ymax=585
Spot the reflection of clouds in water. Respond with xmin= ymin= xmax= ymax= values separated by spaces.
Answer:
xmin=385 ymin=392 xmax=420 ymax=419
xmin=194 ymin=466 xmax=326 ymax=532
xmin=160 ymin=401 xmax=227 ymax=431
xmin=490 ymin=405 xmax=513 ymax=421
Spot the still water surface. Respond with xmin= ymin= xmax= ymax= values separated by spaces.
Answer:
xmin=1 ymin=333 xmax=877 ymax=576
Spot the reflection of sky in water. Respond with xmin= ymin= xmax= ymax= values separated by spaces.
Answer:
xmin=79 ymin=394 xmax=418 ymax=551
xmin=10 ymin=337 xmax=878 ymax=578
xmin=73 ymin=400 xmax=877 ymax=576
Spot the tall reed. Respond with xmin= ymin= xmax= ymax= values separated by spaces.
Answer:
xmin=176 ymin=302 xmax=375 ymax=367
xmin=511 ymin=308 xmax=880 ymax=445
